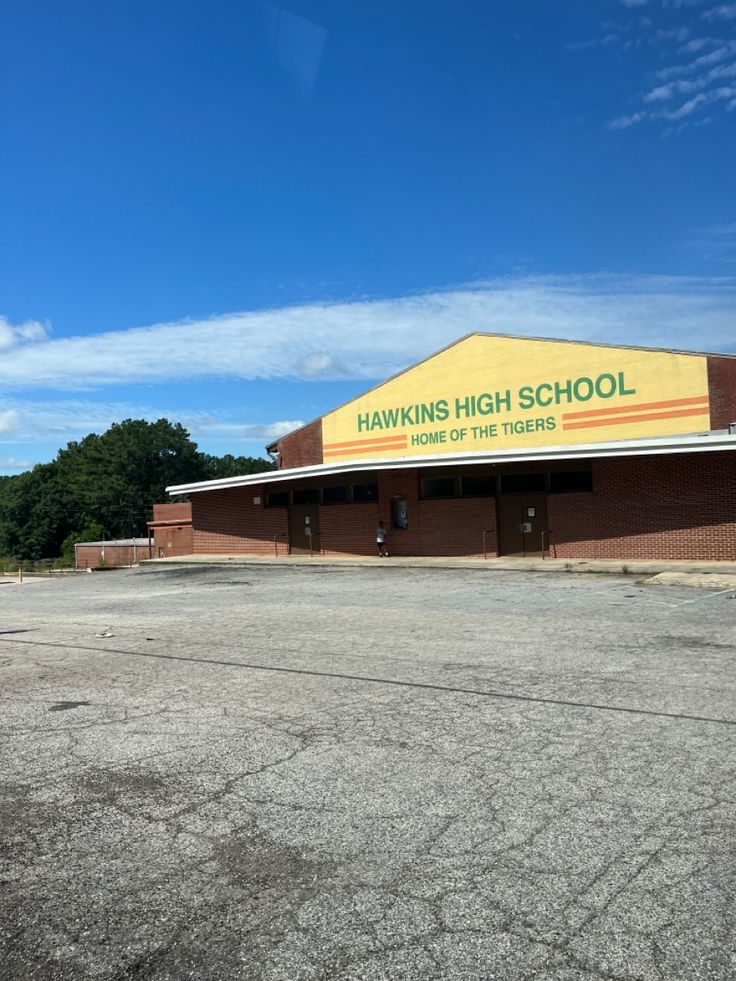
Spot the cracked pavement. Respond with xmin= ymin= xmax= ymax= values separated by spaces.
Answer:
xmin=1 ymin=564 xmax=735 ymax=980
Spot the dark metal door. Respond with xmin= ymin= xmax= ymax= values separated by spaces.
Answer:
xmin=288 ymin=505 xmax=320 ymax=555
xmin=498 ymin=494 xmax=548 ymax=557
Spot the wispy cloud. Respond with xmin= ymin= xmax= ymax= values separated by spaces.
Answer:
xmin=187 ymin=419 xmax=305 ymax=440
xmin=685 ymin=221 xmax=736 ymax=261
xmin=568 ymin=4 xmax=736 ymax=131
xmin=1 ymin=275 xmax=735 ymax=396
xmin=566 ymin=33 xmax=620 ymax=52
xmin=0 ymin=397 xmax=301 ymax=446
xmin=656 ymin=41 xmax=736 ymax=78
xmin=610 ymin=111 xmax=650 ymax=128
xmin=646 ymin=59 xmax=736 ymax=100
xmin=613 ymin=82 xmax=736 ymax=126
xmin=702 ymin=5 xmax=736 ymax=21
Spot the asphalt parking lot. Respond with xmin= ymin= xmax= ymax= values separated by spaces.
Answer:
xmin=1 ymin=564 xmax=735 ymax=981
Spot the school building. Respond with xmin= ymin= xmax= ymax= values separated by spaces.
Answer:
xmin=166 ymin=334 xmax=736 ymax=561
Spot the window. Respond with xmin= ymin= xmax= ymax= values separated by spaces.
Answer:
xmin=460 ymin=475 xmax=495 ymax=497
xmin=421 ymin=476 xmax=456 ymax=499
xmin=265 ymin=491 xmax=289 ymax=507
xmin=293 ymin=487 xmax=319 ymax=505
xmin=352 ymin=482 xmax=378 ymax=502
xmin=550 ymin=470 xmax=593 ymax=493
xmin=322 ymin=485 xmax=349 ymax=504
xmin=500 ymin=473 xmax=546 ymax=494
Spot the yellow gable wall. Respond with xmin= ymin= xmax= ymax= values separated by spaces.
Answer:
xmin=321 ymin=335 xmax=710 ymax=463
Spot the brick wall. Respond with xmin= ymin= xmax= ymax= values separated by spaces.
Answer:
xmin=152 ymin=502 xmax=192 ymax=522
xmin=191 ymin=486 xmax=288 ymax=555
xmin=320 ymin=503 xmax=379 ymax=555
xmin=75 ymin=544 xmax=151 ymax=569
xmin=152 ymin=524 xmax=193 ymax=558
xmin=149 ymin=501 xmax=193 ymax=557
xmin=548 ymin=451 xmax=736 ymax=560
xmin=277 ymin=419 xmax=323 ymax=469
xmin=188 ymin=452 xmax=736 ymax=561
xmin=319 ymin=470 xmax=497 ymax=557
xmin=708 ymin=356 xmax=736 ymax=431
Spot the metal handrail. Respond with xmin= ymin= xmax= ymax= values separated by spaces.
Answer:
xmin=482 ymin=529 xmax=495 ymax=560
xmin=274 ymin=532 xmax=288 ymax=557
xmin=541 ymin=529 xmax=554 ymax=559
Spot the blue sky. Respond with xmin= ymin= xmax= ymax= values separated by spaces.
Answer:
xmin=1 ymin=0 xmax=735 ymax=473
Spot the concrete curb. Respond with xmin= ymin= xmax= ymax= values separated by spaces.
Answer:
xmin=138 ymin=554 xmax=736 ymax=578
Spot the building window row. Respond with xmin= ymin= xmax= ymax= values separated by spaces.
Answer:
xmin=266 ymin=470 xmax=592 ymax=507
xmin=420 ymin=469 xmax=593 ymax=499
xmin=266 ymin=482 xmax=378 ymax=508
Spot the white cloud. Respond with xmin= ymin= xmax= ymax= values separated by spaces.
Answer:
xmin=686 ymin=222 xmax=736 ymax=260
xmin=0 ymin=316 xmax=49 ymax=351
xmin=0 ymin=456 xmax=35 ymax=472
xmin=186 ymin=418 xmax=305 ymax=440
xmin=610 ymin=110 xmax=650 ymax=127
xmin=707 ymin=221 xmax=736 ymax=235
xmin=0 ymin=409 xmax=22 ymax=435
xmin=655 ymin=26 xmax=692 ymax=41
xmin=567 ymin=3 xmax=736 ymax=131
xmin=613 ymin=82 xmax=736 ymax=126
xmin=566 ymin=34 xmax=620 ymax=52
xmin=657 ymin=42 xmax=736 ymax=78
xmin=702 ymin=4 xmax=736 ymax=20
xmin=663 ymin=92 xmax=711 ymax=116
xmin=679 ymin=35 xmax=719 ymax=51
xmin=0 ymin=275 xmax=734 ymax=394
xmin=295 ymin=352 xmax=349 ymax=379
xmin=646 ymin=59 xmax=736 ymax=99
xmin=0 ymin=397 xmax=302 ymax=447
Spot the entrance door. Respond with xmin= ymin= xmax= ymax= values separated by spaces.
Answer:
xmin=288 ymin=504 xmax=320 ymax=555
xmin=497 ymin=494 xmax=548 ymax=557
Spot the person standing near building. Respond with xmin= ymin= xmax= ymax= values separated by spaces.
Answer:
xmin=376 ymin=521 xmax=389 ymax=557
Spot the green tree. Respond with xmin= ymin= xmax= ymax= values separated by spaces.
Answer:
xmin=0 ymin=419 xmax=276 ymax=560
xmin=198 ymin=453 xmax=275 ymax=480
xmin=60 ymin=522 xmax=105 ymax=565
xmin=55 ymin=419 xmax=208 ymax=540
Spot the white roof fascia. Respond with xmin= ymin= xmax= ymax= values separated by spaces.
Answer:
xmin=167 ymin=431 xmax=736 ymax=496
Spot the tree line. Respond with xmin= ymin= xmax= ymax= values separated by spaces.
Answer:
xmin=0 ymin=419 xmax=275 ymax=561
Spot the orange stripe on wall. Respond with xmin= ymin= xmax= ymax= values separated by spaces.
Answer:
xmin=563 ymin=406 xmax=711 ymax=431
xmin=324 ymin=442 xmax=408 ymax=458
xmin=323 ymin=434 xmax=410 ymax=450
xmin=562 ymin=394 xmax=709 ymax=421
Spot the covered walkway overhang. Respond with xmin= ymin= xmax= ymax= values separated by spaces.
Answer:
xmin=167 ymin=429 xmax=736 ymax=497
